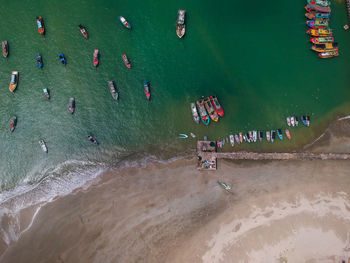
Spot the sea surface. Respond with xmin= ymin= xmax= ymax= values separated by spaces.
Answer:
xmin=0 ymin=0 xmax=350 ymax=199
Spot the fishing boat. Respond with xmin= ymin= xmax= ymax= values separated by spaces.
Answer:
xmin=307 ymin=0 xmax=331 ymax=7
xmin=190 ymin=102 xmax=200 ymax=124
xmin=246 ymin=132 xmax=251 ymax=143
xmin=310 ymin=36 xmax=334 ymax=44
xmin=271 ymin=130 xmax=276 ymax=143
xmin=307 ymin=28 xmax=332 ymax=36
xmin=258 ymin=131 xmax=263 ymax=142
xmin=93 ymin=49 xmax=99 ymax=67
xmin=118 ymin=16 xmax=131 ymax=29
xmin=36 ymin=53 xmax=43 ymax=68
xmin=318 ymin=50 xmax=339 ymax=58
xmin=285 ymin=129 xmax=291 ymax=140
xmin=196 ymin=100 xmax=210 ymax=125
xmin=266 ymin=131 xmax=271 ymax=142
xmin=235 ymin=134 xmax=240 ymax=144
xmin=58 ymin=53 xmax=66 ymax=65
xmin=39 ymin=140 xmax=48 ymax=153
xmin=306 ymin=116 xmax=310 ymax=127
xmin=277 ymin=129 xmax=283 ymax=140
xmin=108 ymin=81 xmax=119 ymax=100
xmin=210 ymin=95 xmax=224 ymax=117
xmin=305 ymin=12 xmax=330 ymax=19
xmin=78 ymin=24 xmax=88 ymax=39
xmin=43 ymin=88 xmax=50 ymax=99
xmin=302 ymin=116 xmax=307 ymax=126
xmin=253 ymin=130 xmax=257 ymax=142
xmin=311 ymin=42 xmax=338 ymax=52
xmin=306 ymin=20 xmax=328 ymax=28
xmin=176 ymin=10 xmax=186 ymax=38
xmin=243 ymin=134 xmax=247 ymax=142
xmin=68 ymin=98 xmax=75 ymax=114
xmin=144 ymin=81 xmax=151 ymax=100
xmin=291 ymin=116 xmax=295 ymax=127
xmin=306 ymin=3 xmax=331 ymax=13
xmin=122 ymin=54 xmax=131 ymax=68
xmin=286 ymin=116 xmax=291 ymax=126
xmin=179 ymin=134 xmax=188 ymax=139
xmin=2 ymin=41 xmax=8 ymax=57
xmin=88 ymin=135 xmax=98 ymax=145
xmin=36 ymin=16 xmax=45 ymax=35
xmin=248 ymin=131 xmax=253 ymax=142
xmin=229 ymin=134 xmax=235 ymax=147
xmin=295 ymin=116 xmax=299 ymax=126
xmin=239 ymin=132 xmax=243 ymax=143
xmin=203 ymin=97 xmax=219 ymax=122
xmin=9 ymin=71 xmax=18 ymax=92
xmin=10 ymin=116 xmax=17 ymax=132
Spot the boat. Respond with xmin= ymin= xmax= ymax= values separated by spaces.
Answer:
xmin=176 ymin=10 xmax=186 ymax=38
xmin=179 ymin=134 xmax=188 ymax=139
xmin=306 ymin=116 xmax=310 ymax=127
xmin=217 ymin=181 xmax=231 ymax=191
xmin=108 ymin=81 xmax=119 ymax=100
xmin=122 ymin=54 xmax=131 ymax=68
xmin=88 ymin=135 xmax=98 ymax=145
xmin=144 ymin=81 xmax=151 ymax=100
xmin=271 ymin=130 xmax=276 ymax=143
xmin=43 ymin=88 xmax=50 ymax=99
xmin=190 ymin=102 xmax=200 ymax=124
xmin=2 ymin=41 xmax=8 ymax=57
xmin=78 ymin=24 xmax=88 ymax=39
xmin=93 ymin=49 xmax=99 ymax=67
xmin=36 ymin=16 xmax=45 ymax=35
xmin=190 ymin=133 xmax=196 ymax=138
xmin=305 ymin=12 xmax=330 ymax=20
xmin=310 ymin=36 xmax=334 ymax=44
xmin=39 ymin=140 xmax=48 ymax=153
xmin=302 ymin=116 xmax=307 ymax=126
xmin=285 ymin=129 xmax=291 ymax=140
xmin=203 ymin=97 xmax=219 ymax=122
xmin=118 ymin=16 xmax=131 ymax=29
xmin=311 ymin=42 xmax=338 ymax=52
xmin=10 ymin=116 xmax=17 ymax=132
xmin=307 ymin=28 xmax=332 ymax=36
xmin=291 ymin=116 xmax=295 ymax=127
xmin=258 ymin=131 xmax=263 ymax=142
xmin=253 ymin=130 xmax=257 ymax=142
xmin=9 ymin=71 xmax=18 ymax=92
xmin=229 ymin=134 xmax=235 ymax=147
xmin=306 ymin=3 xmax=331 ymax=13
xmin=246 ymin=132 xmax=251 ymax=143
xmin=318 ymin=50 xmax=339 ymax=58
xmin=266 ymin=131 xmax=271 ymax=142
xmin=68 ymin=98 xmax=75 ymax=114
xmin=277 ymin=129 xmax=283 ymax=140
xmin=210 ymin=95 xmax=224 ymax=117
xmin=307 ymin=0 xmax=331 ymax=7
xmin=235 ymin=134 xmax=240 ymax=144
xmin=36 ymin=53 xmax=43 ymax=68
xmin=306 ymin=20 xmax=328 ymax=28
xmin=305 ymin=12 xmax=316 ymax=20
xmin=243 ymin=134 xmax=247 ymax=142
xmin=239 ymin=132 xmax=243 ymax=143
xmin=58 ymin=53 xmax=66 ymax=65
xmin=295 ymin=116 xmax=299 ymax=126
xmin=286 ymin=116 xmax=291 ymax=126
xmin=249 ymin=131 xmax=253 ymax=142
xmin=196 ymin=100 xmax=210 ymax=125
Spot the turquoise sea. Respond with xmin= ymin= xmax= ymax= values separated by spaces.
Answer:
xmin=0 ymin=0 xmax=349 ymax=197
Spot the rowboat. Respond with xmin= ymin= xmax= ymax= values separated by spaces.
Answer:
xmin=291 ymin=116 xmax=295 ymax=127
xmin=310 ymin=36 xmax=334 ymax=44
xmin=36 ymin=16 xmax=45 ymax=35
xmin=36 ymin=53 xmax=43 ymax=68
xmin=285 ymin=129 xmax=291 ymax=140
xmin=93 ymin=49 xmax=99 ymax=67
xmin=179 ymin=134 xmax=188 ymax=139
xmin=2 ymin=41 xmax=8 ymax=57
xmin=10 ymin=116 xmax=17 ymax=132
xmin=307 ymin=0 xmax=331 ymax=7
xmin=196 ymin=100 xmax=209 ymax=125
xmin=122 ymin=54 xmax=131 ymax=68
xmin=203 ymin=97 xmax=219 ymax=122
xmin=68 ymin=98 xmax=75 ymax=114
xmin=306 ymin=3 xmax=331 ymax=13
xmin=311 ymin=42 xmax=338 ymax=52
xmin=229 ymin=134 xmax=235 ymax=147
xmin=266 ymin=131 xmax=271 ymax=142
xmin=43 ymin=88 xmax=50 ymax=99
xmin=144 ymin=81 xmax=151 ymax=100
xmin=258 ymin=131 xmax=263 ymax=142
xmin=253 ymin=130 xmax=257 ymax=142
xmin=210 ymin=95 xmax=224 ymax=117
xmin=306 ymin=116 xmax=310 ymax=127
xmin=318 ymin=50 xmax=339 ymax=58
xmin=58 ymin=53 xmax=66 ymax=65
xmin=286 ymin=116 xmax=291 ymax=126
xmin=277 ymin=129 xmax=283 ymax=140
xmin=271 ymin=130 xmax=276 ymax=143
xmin=307 ymin=28 xmax=332 ymax=36
xmin=39 ymin=140 xmax=48 ymax=153
xmin=176 ymin=10 xmax=186 ymax=38
xmin=108 ymin=81 xmax=118 ymax=100
xmin=9 ymin=71 xmax=18 ymax=92
xmin=239 ymin=132 xmax=243 ymax=143
xmin=78 ymin=24 xmax=88 ymax=39
xmin=190 ymin=102 xmax=200 ymax=123
xmin=118 ymin=16 xmax=131 ymax=29
xmin=235 ymin=134 xmax=240 ymax=144
xmin=190 ymin=133 xmax=196 ymax=138
xmin=88 ymin=135 xmax=98 ymax=145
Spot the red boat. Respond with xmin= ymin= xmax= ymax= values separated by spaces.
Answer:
xmin=210 ymin=95 xmax=224 ymax=117
xmin=122 ymin=54 xmax=131 ymax=68
xmin=36 ymin=16 xmax=45 ymax=35
xmin=144 ymin=81 xmax=150 ymax=100
xmin=305 ymin=3 xmax=331 ymax=13
xmin=93 ymin=49 xmax=99 ymax=67
xmin=78 ymin=24 xmax=88 ymax=39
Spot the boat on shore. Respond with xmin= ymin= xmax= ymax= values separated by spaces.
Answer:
xmin=286 ymin=116 xmax=291 ymax=126
xmin=318 ymin=50 xmax=338 ymax=58
xmin=291 ymin=116 xmax=295 ymax=127
xmin=39 ymin=140 xmax=48 ymax=153
xmin=176 ymin=10 xmax=186 ymax=38
xmin=203 ymin=97 xmax=219 ymax=122
xmin=266 ymin=131 xmax=271 ymax=142
xmin=249 ymin=131 xmax=253 ymax=142
xmin=306 ymin=3 xmax=331 ymax=13
xmin=118 ymin=16 xmax=131 ymax=29
xmin=43 ymin=88 xmax=50 ymax=99
xmin=307 ymin=0 xmax=331 ymax=7
xmin=239 ymin=132 xmax=243 ymax=143
xmin=253 ymin=130 xmax=257 ymax=142
xmin=88 ymin=135 xmax=98 ymax=145
xmin=68 ymin=98 xmax=75 ymax=114
xmin=9 ymin=71 xmax=18 ymax=92
xmin=36 ymin=16 xmax=45 ymax=35
xmin=302 ymin=116 xmax=307 ymax=126
xmin=258 ymin=131 xmax=263 ymax=142
xmin=36 ymin=53 xmax=43 ymax=68
xmin=93 ymin=49 xmax=99 ymax=67
xmin=277 ymin=129 xmax=283 ymax=140
xmin=144 ymin=81 xmax=151 ymax=100
xmin=306 ymin=116 xmax=310 ymax=126
xmin=310 ymin=36 xmax=334 ymax=44
xmin=58 ymin=53 xmax=66 ymax=65
xmin=271 ymin=130 xmax=276 ymax=143
xmin=311 ymin=42 xmax=338 ymax=52
xmin=190 ymin=102 xmax=200 ymax=123
xmin=285 ymin=129 xmax=291 ymax=140
xmin=210 ymin=95 xmax=224 ymax=117
xmin=235 ymin=134 xmax=240 ymax=144
xmin=122 ymin=54 xmax=131 ymax=68
xmin=295 ymin=116 xmax=299 ymax=126
xmin=246 ymin=132 xmax=251 ymax=143
xmin=108 ymin=81 xmax=119 ymax=100
xmin=2 ymin=41 xmax=8 ymax=57
xmin=307 ymin=28 xmax=332 ymax=36
xmin=196 ymin=100 xmax=210 ymax=125
xmin=78 ymin=24 xmax=88 ymax=39
xmin=229 ymin=134 xmax=235 ymax=147
xmin=10 ymin=116 xmax=17 ymax=132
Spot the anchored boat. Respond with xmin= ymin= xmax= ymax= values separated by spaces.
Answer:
xmin=306 ymin=116 xmax=310 ymax=127
xmin=235 ymin=134 xmax=240 ymax=144
xmin=190 ymin=102 xmax=200 ymax=124
xmin=307 ymin=28 xmax=332 ymax=36
xmin=203 ymin=97 xmax=219 ymax=122
xmin=68 ymin=98 xmax=75 ymax=114
xmin=239 ymin=132 xmax=243 ymax=143
xmin=311 ymin=42 xmax=338 ymax=52
xmin=36 ymin=16 xmax=45 ymax=35
xmin=286 ymin=116 xmax=291 ymax=126
xmin=43 ymin=88 xmax=50 ymax=99
xmin=108 ymin=81 xmax=119 ymax=100
xmin=93 ymin=49 xmax=99 ymax=67
xmin=229 ymin=134 xmax=235 ymax=147
xmin=285 ymin=129 xmax=291 ymax=140
xmin=258 ymin=131 xmax=263 ymax=142
xmin=196 ymin=100 xmax=210 ymax=125
xmin=271 ymin=130 xmax=276 ymax=143
xmin=144 ymin=81 xmax=151 ymax=100
xmin=9 ymin=71 xmax=18 ymax=92
xmin=118 ymin=16 xmax=131 ymax=29
xmin=307 ymin=19 xmax=328 ymax=28
xmin=88 ymin=135 xmax=98 ymax=145
xmin=78 ymin=24 xmax=88 ymax=39
xmin=36 ymin=53 xmax=43 ymax=68
xmin=122 ymin=54 xmax=131 ymax=68
xmin=306 ymin=3 xmax=331 ymax=13
xmin=176 ymin=10 xmax=186 ymax=38
xmin=318 ymin=50 xmax=338 ymax=58
xmin=210 ymin=95 xmax=224 ymax=117
xmin=58 ymin=53 xmax=66 ymax=65
xmin=179 ymin=134 xmax=188 ymax=139
xmin=39 ymin=140 xmax=48 ymax=153
xmin=266 ymin=131 xmax=271 ymax=142
xmin=310 ymin=36 xmax=334 ymax=44
xmin=253 ymin=130 xmax=257 ymax=142
xmin=2 ymin=41 xmax=8 ymax=57
xmin=277 ymin=129 xmax=283 ymax=140
xmin=10 ymin=116 xmax=17 ymax=132
xmin=307 ymin=0 xmax=331 ymax=7
xmin=291 ymin=116 xmax=295 ymax=127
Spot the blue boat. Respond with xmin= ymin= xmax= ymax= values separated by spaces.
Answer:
xmin=277 ymin=129 xmax=283 ymax=140
xmin=302 ymin=116 xmax=307 ymax=126
xmin=58 ymin=53 xmax=66 ymax=65
xmin=196 ymin=100 xmax=210 ymax=125
xmin=316 ymin=13 xmax=330 ymax=19
xmin=118 ymin=16 xmax=131 ymax=29
xmin=36 ymin=53 xmax=43 ymax=68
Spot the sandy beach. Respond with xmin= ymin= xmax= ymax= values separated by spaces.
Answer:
xmin=1 ymin=120 xmax=350 ymax=263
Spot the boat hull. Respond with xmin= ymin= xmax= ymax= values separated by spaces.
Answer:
xmin=9 ymin=71 xmax=18 ymax=92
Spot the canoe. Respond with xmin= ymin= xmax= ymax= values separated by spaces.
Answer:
xmin=179 ymin=134 xmax=188 ymax=139
xmin=58 ymin=53 xmax=66 ymax=65
xmin=286 ymin=116 xmax=291 ymax=126
xmin=122 ymin=54 xmax=131 ymax=68
xmin=311 ymin=42 xmax=338 ymax=52
xmin=203 ymin=97 xmax=219 ymax=122
xmin=307 ymin=0 xmax=331 ymax=7
xmin=118 ymin=16 xmax=131 ymax=29
xmin=2 ymin=41 xmax=8 ymax=57
xmin=285 ymin=129 xmax=291 ymax=140
xmin=78 ymin=24 xmax=88 ymax=39
xmin=9 ymin=71 xmax=18 ymax=92
xmin=306 ymin=116 xmax=310 ymax=127
xmin=39 ymin=140 xmax=48 ymax=153
xmin=239 ymin=132 xmax=243 ymax=143
xmin=176 ymin=10 xmax=186 ymax=38
xmin=229 ymin=134 xmax=235 ymax=147
xmin=36 ymin=53 xmax=43 ymax=68
xmin=307 ymin=28 xmax=332 ymax=36
xmin=68 ymin=98 xmax=75 ymax=114
xmin=144 ymin=81 xmax=151 ymax=100
xmin=318 ymin=50 xmax=339 ymax=58
xmin=277 ymin=129 xmax=283 ymax=140
xmin=271 ymin=130 xmax=276 ymax=143
xmin=291 ymin=116 xmax=295 ymax=127
xmin=210 ymin=95 xmax=224 ymax=117
xmin=36 ymin=16 xmax=45 ymax=35
xmin=266 ymin=131 xmax=271 ymax=142
xmin=190 ymin=102 xmax=200 ymax=124
xmin=196 ymin=100 xmax=210 ymax=125
xmin=88 ymin=135 xmax=98 ymax=145
xmin=108 ymin=81 xmax=119 ymax=100
xmin=235 ymin=134 xmax=240 ymax=144
xmin=43 ymin=88 xmax=50 ymax=99
xmin=93 ymin=49 xmax=99 ymax=67
xmin=306 ymin=3 xmax=331 ymax=13
xmin=310 ymin=36 xmax=334 ymax=44
xmin=10 ymin=116 xmax=17 ymax=132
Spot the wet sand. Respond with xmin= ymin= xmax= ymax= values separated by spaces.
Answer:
xmin=2 ymin=120 xmax=350 ymax=263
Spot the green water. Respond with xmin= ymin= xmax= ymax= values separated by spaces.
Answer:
xmin=0 ymin=0 xmax=350 ymax=190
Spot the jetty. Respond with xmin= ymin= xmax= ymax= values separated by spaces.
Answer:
xmin=197 ymin=141 xmax=350 ymax=170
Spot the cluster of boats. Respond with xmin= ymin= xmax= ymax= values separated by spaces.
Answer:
xmin=191 ymin=95 xmax=224 ymax=125
xmin=305 ymin=0 xmax=338 ymax=58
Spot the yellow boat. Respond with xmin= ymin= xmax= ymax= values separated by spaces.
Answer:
xmin=203 ymin=97 xmax=219 ymax=122
xmin=311 ymin=42 xmax=338 ymax=52
xmin=9 ymin=71 xmax=18 ymax=92
xmin=307 ymin=28 xmax=332 ymax=37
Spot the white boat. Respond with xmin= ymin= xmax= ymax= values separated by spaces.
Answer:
xmin=266 ymin=131 xmax=271 ymax=142
xmin=286 ymin=116 xmax=291 ymax=126
xmin=190 ymin=133 xmax=196 ymax=138
xmin=229 ymin=134 xmax=235 ymax=147
xmin=179 ymin=133 xmax=188 ymax=139
xmin=176 ymin=10 xmax=186 ymax=38
xmin=295 ymin=116 xmax=299 ymax=126
xmin=39 ymin=140 xmax=48 ymax=153
xmin=291 ymin=116 xmax=295 ymax=127
xmin=253 ymin=130 xmax=257 ymax=142
xmin=190 ymin=102 xmax=200 ymax=124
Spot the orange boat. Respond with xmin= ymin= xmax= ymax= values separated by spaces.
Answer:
xmin=285 ymin=129 xmax=291 ymax=140
xmin=36 ymin=16 xmax=45 ymax=35
xmin=307 ymin=28 xmax=332 ymax=37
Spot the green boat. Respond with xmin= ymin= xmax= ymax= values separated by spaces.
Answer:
xmin=307 ymin=0 xmax=330 ymax=7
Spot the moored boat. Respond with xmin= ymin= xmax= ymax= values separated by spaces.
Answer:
xmin=318 ymin=50 xmax=338 ymax=58
xmin=239 ymin=132 xmax=243 ymax=143
xmin=305 ymin=12 xmax=330 ymax=20
xmin=306 ymin=116 xmax=310 ymax=127
xmin=144 ymin=81 xmax=151 ymax=100
xmin=291 ymin=116 xmax=295 ymax=127
xmin=210 ymin=95 xmax=224 ymax=117
xmin=271 ymin=130 xmax=276 ymax=143
xmin=258 ymin=131 xmax=263 ymax=142
xmin=295 ymin=116 xmax=299 ymax=126
xmin=203 ymin=97 xmax=219 ymax=122
xmin=58 ymin=53 xmax=66 ymax=65
xmin=302 ymin=116 xmax=307 ymax=126
xmin=229 ymin=134 xmax=235 ymax=147
xmin=9 ymin=71 xmax=18 ymax=92
xmin=43 ymin=88 xmax=50 ymax=99
xmin=36 ymin=16 xmax=45 ymax=35
xmin=306 ymin=3 xmax=331 ymax=13
xmin=122 ymin=54 xmax=131 ymax=68
xmin=68 ymin=98 xmax=75 ymax=114
xmin=235 ymin=134 xmax=240 ymax=144
xmin=176 ymin=10 xmax=186 ymax=38
xmin=78 ymin=24 xmax=88 ymax=39
xmin=277 ymin=129 xmax=283 ymax=140
xmin=307 ymin=0 xmax=331 ymax=7
xmin=266 ymin=131 xmax=271 ymax=142
xmin=246 ymin=132 xmax=251 ymax=143
xmin=118 ymin=16 xmax=131 ymax=29
xmin=196 ymin=100 xmax=210 ymax=125
xmin=93 ymin=49 xmax=99 ymax=67
xmin=39 ymin=140 xmax=48 ymax=153
xmin=311 ymin=42 xmax=338 ymax=52
xmin=306 ymin=19 xmax=328 ymax=28
xmin=10 ymin=116 xmax=17 ymax=132
xmin=285 ymin=129 xmax=291 ymax=140
xmin=310 ymin=36 xmax=334 ymax=44
xmin=179 ymin=134 xmax=188 ymax=139
xmin=190 ymin=102 xmax=200 ymax=123
xmin=36 ymin=53 xmax=43 ymax=68
xmin=286 ymin=116 xmax=291 ymax=126
xmin=249 ymin=131 xmax=253 ymax=142
xmin=2 ymin=41 xmax=8 ymax=57
xmin=88 ymin=135 xmax=98 ymax=145
xmin=253 ymin=130 xmax=257 ymax=142
xmin=108 ymin=81 xmax=119 ymax=100
xmin=307 ymin=28 xmax=332 ymax=36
